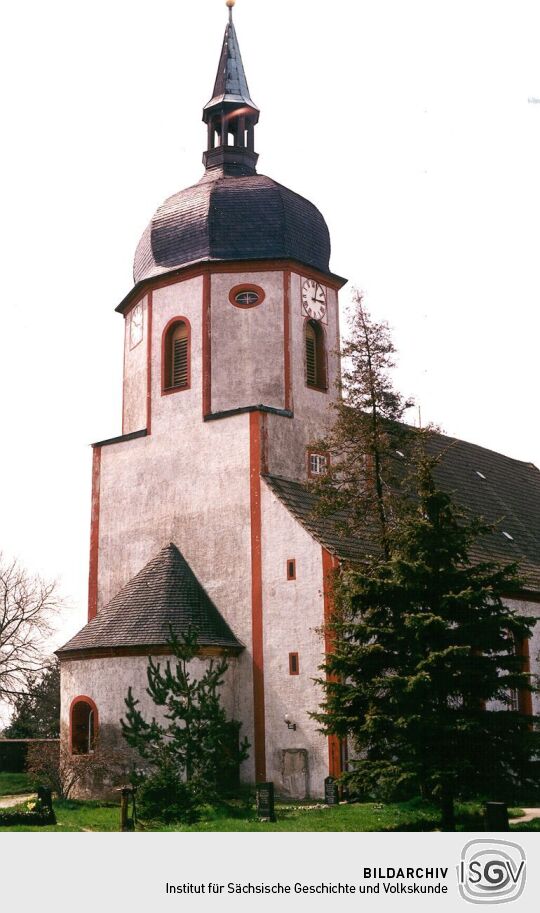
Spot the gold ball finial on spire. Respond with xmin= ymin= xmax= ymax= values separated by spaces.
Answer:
xmin=226 ymin=0 xmax=236 ymax=8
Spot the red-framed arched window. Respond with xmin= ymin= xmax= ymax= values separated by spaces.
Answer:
xmin=162 ymin=317 xmax=191 ymax=395
xmin=305 ymin=319 xmax=327 ymax=390
xmin=70 ymin=696 xmax=98 ymax=755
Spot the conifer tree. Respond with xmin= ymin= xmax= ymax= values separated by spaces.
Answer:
xmin=314 ymin=452 xmax=538 ymax=829
xmin=310 ymin=296 xmax=538 ymax=828
xmin=309 ymin=291 xmax=412 ymax=557
xmin=4 ymin=660 xmax=60 ymax=738
xmin=121 ymin=627 xmax=249 ymax=821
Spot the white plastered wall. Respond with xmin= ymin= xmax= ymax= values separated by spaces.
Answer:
xmin=60 ymin=654 xmax=240 ymax=797
xmin=80 ymin=266 xmax=344 ymax=790
xmin=260 ymin=478 xmax=329 ymax=797
xmin=210 ymin=271 xmax=285 ymax=414
xmin=122 ymin=293 xmax=148 ymax=434
xmin=487 ymin=598 xmax=540 ymax=714
xmin=61 ymin=655 xmax=239 ymax=736
xmin=266 ymin=271 xmax=340 ymax=482
xmin=95 ymin=272 xmax=256 ymax=779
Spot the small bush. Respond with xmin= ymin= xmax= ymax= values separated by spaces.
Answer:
xmin=136 ymin=768 xmax=202 ymax=824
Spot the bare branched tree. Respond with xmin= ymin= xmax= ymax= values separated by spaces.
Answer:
xmin=27 ymin=735 xmax=134 ymax=800
xmin=0 ymin=554 xmax=60 ymax=702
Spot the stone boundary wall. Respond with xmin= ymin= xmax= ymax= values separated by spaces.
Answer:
xmin=0 ymin=739 xmax=60 ymax=773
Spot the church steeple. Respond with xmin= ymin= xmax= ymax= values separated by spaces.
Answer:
xmin=203 ymin=1 xmax=260 ymax=175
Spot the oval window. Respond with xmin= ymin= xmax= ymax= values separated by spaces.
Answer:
xmin=229 ymin=284 xmax=266 ymax=309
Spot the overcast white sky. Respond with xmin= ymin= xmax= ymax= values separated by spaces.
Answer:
xmin=0 ymin=0 xmax=539 ymax=709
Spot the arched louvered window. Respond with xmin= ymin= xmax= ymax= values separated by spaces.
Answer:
xmin=70 ymin=696 xmax=98 ymax=755
xmin=305 ymin=319 xmax=327 ymax=390
xmin=162 ymin=318 xmax=191 ymax=394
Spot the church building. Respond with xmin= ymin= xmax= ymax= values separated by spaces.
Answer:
xmin=57 ymin=2 xmax=540 ymax=799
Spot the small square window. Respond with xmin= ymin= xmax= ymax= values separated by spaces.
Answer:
xmin=287 ymin=559 xmax=296 ymax=580
xmin=289 ymin=652 xmax=299 ymax=675
xmin=308 ymin=451 xmax=328 ymax=478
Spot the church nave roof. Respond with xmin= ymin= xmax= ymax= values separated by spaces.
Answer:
xmin=265 ymin=430 xmax=540 ymax=596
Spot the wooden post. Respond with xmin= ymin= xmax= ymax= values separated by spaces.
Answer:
xmin=120 ymin=787 xmax=135 ymax=832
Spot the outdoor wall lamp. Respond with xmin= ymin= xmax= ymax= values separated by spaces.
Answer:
xmin=284 ymin=714 xmax=296 ymax=731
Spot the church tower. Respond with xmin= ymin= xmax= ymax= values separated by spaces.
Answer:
xmin=58 ymin=2 xmax=347 ymax=796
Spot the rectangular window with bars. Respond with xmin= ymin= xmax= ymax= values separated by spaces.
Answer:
xmin=305 ymin=320 xmax=327 ymax=390
xmin=173 ymin=337 xmax=188 ymax=388
xmin=306 ymin=336 xmax=316 ymax=386
xmin=163 ymin=319 xmax=190 ymax=394
xmin=287 ymin=559 xmax=296 ymax=580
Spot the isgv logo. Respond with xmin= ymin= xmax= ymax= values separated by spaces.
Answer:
xmin=458 ymin=840 xmax=526 ymax=904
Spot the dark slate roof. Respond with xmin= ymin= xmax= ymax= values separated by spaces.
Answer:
xmin=205 ymin=16 xmax=258 ymax=112
xmin=263 ymin=475 xmax=368 ymax=563
xmin=264 ymin=432 xmax=540 ymax=594
xmin=57 ymin=544 xmax=243 ymax=656
xmin=133 ymin=169 xmax=331 ymax=283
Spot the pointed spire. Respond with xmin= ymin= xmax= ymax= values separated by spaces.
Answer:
xmin=202 ymin=2 xmax=260 ymax=175
xmin=205 ymin=3 xmax=258 ymax=112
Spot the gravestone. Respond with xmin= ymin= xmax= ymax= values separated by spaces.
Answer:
xmin=324 ymin=776 xmax=339 ymax=806
xmin=36 ymin=785 xmax=56 ymax=824
xmin=281 ymin=748 xmax=308 ymax=799
xmin=256 ymin=782 xmax=276 ymax=822
xmin=484 ymin=802 xmax=509 ymax=832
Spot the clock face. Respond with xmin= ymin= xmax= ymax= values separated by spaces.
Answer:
xmin=301 ymin=279 xmax=327 ymax=321
xmin=130 ymin=303 xmax=143 ymax=347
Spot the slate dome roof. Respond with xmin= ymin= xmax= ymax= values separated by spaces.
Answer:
xmin=133 ymin=168 xmax=331 ymax=283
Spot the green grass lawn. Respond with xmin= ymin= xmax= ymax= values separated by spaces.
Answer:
xmin=0 ymin=772 xmax=35 ymax=796
xmin=0 ymin=796 xmax=530 ymax=833
xmin=512 ymin=817 xmax=540 ymax=831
